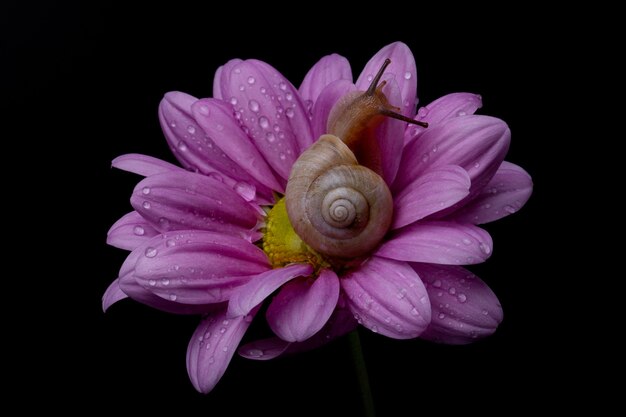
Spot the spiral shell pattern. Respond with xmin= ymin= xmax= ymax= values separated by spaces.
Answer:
xmin=285 ymin=134 xmax=393 ymax=258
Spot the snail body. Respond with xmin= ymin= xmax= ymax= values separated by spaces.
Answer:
xmin=285 ymin=59 xmax=426 ymax=259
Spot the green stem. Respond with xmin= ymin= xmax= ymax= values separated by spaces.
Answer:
xmin=348 ymin=330 xmax=376 ymax=417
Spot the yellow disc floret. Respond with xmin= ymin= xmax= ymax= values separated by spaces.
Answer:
xmin=263 ymin=198 xmax=330 ymax=270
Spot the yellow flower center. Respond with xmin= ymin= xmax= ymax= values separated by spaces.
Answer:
xmin=262 ymin=198 xmax=330 ymax=270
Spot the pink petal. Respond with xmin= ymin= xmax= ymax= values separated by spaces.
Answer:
xmin=394 ymin=115 xmax=510 ymax=198
xmin=212 ymin=65 xmax=224 ymax=100
xmin=117 ymin=243 xmax=212 ymax=314
xmin=405 ymin=93 xmax=483 ymax=140
xmin=107 ymin=211 xmax=159 ymax=251
xmin=356 ymin=41 xmax=417 ymax=117
xmin=266 ymin=269 xmax=340 ymax=342
xmin=377 ymin=221 xmax=493 ymax=265
xmin=299 ymin=53 xmax=352 ymax=104
xmin=239 ymin=299 xmax=356 ymax=360
xmin=130 ymin=171 xmax=260 ymax=236
xmin=187 ymin=307 xmax=257 ymax=394
xmin=374 ymin=76 xmax=406 ymax=184
xmin=102 ymin=279 xmax=127 ymax=312
xmin=310 ymin=79 xmax=357 ymax=139
xmin=218 ymin=59 xmax=313 ymax=179
xmin=159 ymin=92 xmax=274 ymax=201
xmin=412 ymin=263 xmax=503 ymax=344
xmin=342 ymin=257 xmax=431 ymax=339
xmin=112 ymin=154 xmax=181 ymax=177
xmin=453 ymin=161 xmax=533 ymax=224
xmin=227 ymin=264 xmax=313 ymax=317
xmin=392 ymin=165 xmax=471 ymax=229
xmin=191 ymin=98 xmax=283 ymax=192
xmin=133 ymin=231 xmax=269 ymax=304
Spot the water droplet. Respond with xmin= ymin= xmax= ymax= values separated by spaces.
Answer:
xmin=222 ymin=319 xmax=229 ymax=326
xmin=474 ymin=162 xmax=481 ymax=169
xmin=248 ymin=100 xmax=260 ymax=112
xmin=260 ymin=87 xmax=267 ymax=94
xmin=462 ymin=238 xmax=472 ymax=245
xmin=483 ymin=203 xmax=492 ymax=209
xmin=437 ymin=291 xmax=443 ymax=297
xmin=235 ymin=182 xmax=256 ymax=201
xmin=410 ymin=307 xmax=419 ymax=316
xmin=404 ymin=71 xmax=412 ymax=80
xmin=448 ymin=287 xmax=456 ymax=295
xmin=421 ymin=153 xmax=429 ymax=163
xmin=396 ymin=288 xmax=407 ymax=299
xmin=257 ymin=116 xmax=270 ymax=129
xmin=208 ymin=356 xmax=215 ymax=364
xmin=187 ymin=125 xmax=196 ymax=134
xmin=247 ymin=76 xmax=256 ymax=85
xmin=145 ymin=247 xmax=157 ymax=258
xmin=219 ymin=327 xmax=226 ymax=334
xmin=366 ymin=74 xmax=373 ymax=82
xmin=197 ymin=104 xmax=210 ymax=115
xmin=161 ymin=278 xmax=170 ymax=286
xmin=169 ymin=121 xmax=177 ymax=128
xmin=482 ymin=309 xmax=489 ymax=315
xmin=169 ymin=294 xmax=177 ymax=301
xmin=248 ymin=349 xmax=264 ymax=358
xmin=158 ymin=218 xmax=170 ymax=230
xmin=371 ymin=325 xmax=379 ymax=333
xmin=479 ymin=243 xmax=491 ymax=255
xmin=142 ymin=186 xmax=151 ymax=195
xmin=431 ymin=146 xmax=438 ymax=153
xmin=230 ymin=97 xmax=238 ymax=106
xmin=279 ymin=81 xmax=287 ymax=91
xmin=148 ymin=279 xmax=156 ymax=286
xmin=133 ymin=225 xmax=145 ymax=236
xmin=265 ymin=132 xmax=276 ymax=142
xmin=438 ymin=313 xmax=445 ymax=319
xmin=457 ymin=293 xmax=467 ymax=303
xmin=504 ymin=205 xmax=517 ymax=214
xmin=165 ymin=239 xmax=175 ymax=247
xmin=458 ymin=111 xmax=467 ymax=116
xmin=233 ymin=68 xmax=241 ymax=74
xmin=285 ymin=92 xmax=293 ymax=101
xmin=177 ymin=141 xmax=188 ymax=151
xmin=395 ymin=324 xmax=403 ymax=332
xmin=222 ymin=346 xmax=229 ymax=352
xmin=285 ymin=108 xmax=294 ymax=118
xmin=432 ymin=279 xmax=442 ymax=288
xmin=279 ymin=152 xmax=286 ymax=160
xmin=238 ymin=85 xmax=245 ymax=91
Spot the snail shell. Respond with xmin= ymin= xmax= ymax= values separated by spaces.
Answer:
xmin=285 ymin=134 xmax=393 ymax=258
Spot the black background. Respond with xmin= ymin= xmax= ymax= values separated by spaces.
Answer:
xmin=4 ymin=1 xmax=585 ymax=415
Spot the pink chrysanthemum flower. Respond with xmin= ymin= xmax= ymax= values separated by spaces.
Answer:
xmin=104 ymin=42 xmax=532 ymax=393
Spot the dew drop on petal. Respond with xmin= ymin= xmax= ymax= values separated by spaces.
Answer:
xmin=230 ymin=97 xmax=238 ymax=106
xmin=142 ymin=186 xmax=151 ymax=195
xmin=265 ymin=132 xmax=276 ymax=143
xmin=482 ymin=309 xmax=489 ymax=315
xmin=438 ymin=313 xmax=445 ymax=320
xmin=158 ymin=217 xmax=170 ymax=230
xmin=145 ymin=247 xmax=157 ymax=258
xmin=259 ymin=116 xmax=270 ymax=129
xmin=169 ymin=294 xmax=177 ymax=301
xmin=165 ymin=239 xmax=176 ymax=247
xmin=504 ymin=205 xmax=517 ymax=214
xmin=197 ymin=105 xmax=210 ymax=115
xmin=235 ymin=182 xmax=256 ymax=202
xmin=479 ymin=243 xmax=491 ymax=255
xmin=462 ymin=238 xmax=472 ymax=245
xmin=279 ymin=81 xmax=287 ymax=91
xmin=448 ymin=287 xmax=456 ymax=295
xmin=410 ymin=307 xmax=419 ymax=316
xmin=248 ymin=100 xmax=260 ymax=112
xmin=248 ymin=349 xmax=264 ymax=358
xmin=247 ymin=76 xmax=256 ymax=85
xmin=432 ymin=279 xmax=442 ymax=288
xmin=279 ymin=152 xmax=286 ymax=160
xmin=133 ymin=225 xmax=145 ymax=236
xmin=177 ymin=141 xmax=188 ymax=151
xmin=404 ymin=71 xmax=412 ymax=80
xmin=187 ymin=125 xmax=196 ymax=134
xmin=285 ymin=108 xmax=295 ymax=118
xmin=458 ymin=111 xmax=467 ymax=116
xmin=161 ymin=278 xmax=170 ymax=286
xmin=148 ymin=279 xmax=156 ymax=286
xmin=457 ymin=293 xmax=467 ymax=303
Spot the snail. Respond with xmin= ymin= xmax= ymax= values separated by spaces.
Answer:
xmin=285 ymin=59 xmax=428 ymax=259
